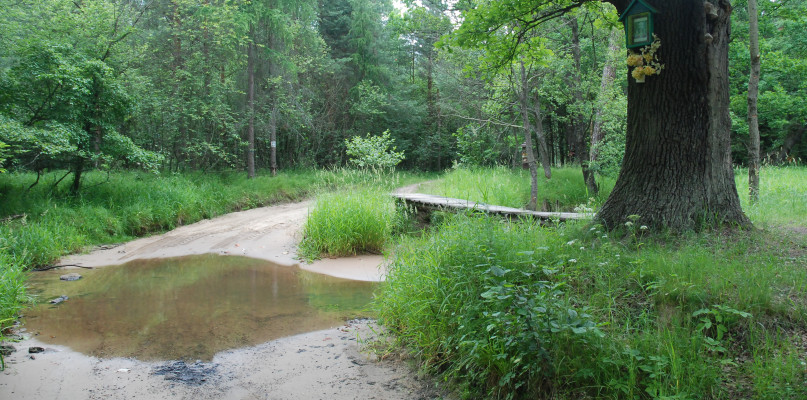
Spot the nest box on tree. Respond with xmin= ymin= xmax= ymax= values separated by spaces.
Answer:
xmin=619 ymin=0 xmax=659 ymax=49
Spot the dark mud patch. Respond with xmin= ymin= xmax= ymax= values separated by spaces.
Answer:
xmin=153 ymin=360 xmax=219 ymax=385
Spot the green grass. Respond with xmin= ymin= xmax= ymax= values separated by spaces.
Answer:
xmin=736 ymin=165 xmax=807 ymax=227
xmin=419 ymin=166 xmax=615 ymax=211
xmin=299 ymin=187 xmax=402 ymax=259
xmin=0 ymin=252 xmax=27 ymax=369
xmin=376 ymin=166 xmax=807 ymax=399
xmin=0 ymin=252 xmax=27 ymax=322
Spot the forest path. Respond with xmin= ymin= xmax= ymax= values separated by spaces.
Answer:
xmin=57 ymin=181 xmax=423 ymax=281
xmin=0 ymin=182 xmax=444 ymax=400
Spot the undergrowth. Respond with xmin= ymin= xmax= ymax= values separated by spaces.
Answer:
xmin=376 ymin=215 xmax=807 ymax=399
xmin=376 ymin=166 xmax=807 ymax=399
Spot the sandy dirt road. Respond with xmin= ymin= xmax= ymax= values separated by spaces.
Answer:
xmin=0 ymin=184 xmax=445 ymax=400
xmin=56 ymin=198 xmax=386 ymax=282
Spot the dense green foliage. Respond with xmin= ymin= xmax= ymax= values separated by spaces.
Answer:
xmin=730 ymin=0 xmax=807 ymax=164
xmin=1 ymin=0 xmax=802 ymax=191
xmin=376 ymin=166 xmax=807 ymax=399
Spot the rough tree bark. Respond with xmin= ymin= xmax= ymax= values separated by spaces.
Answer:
xmin=747 ymin=0 xmax=761 ymax=203
xmin=518 ymin=60 xmax=540 ymax=211
xmin=246 ymin=25 xmax=256 ymax=179
xmin=270 ymin=104 xmax=278 ymax=176
xmin=532 ymin=98 xmax=552 ymax=179
xmin=591 ymin=28 xmax=621 ymax=166
xmin=597 ymin=0 xmax=750 ymax=230
xmin=569 ymin=17 xmax=598 ymax=195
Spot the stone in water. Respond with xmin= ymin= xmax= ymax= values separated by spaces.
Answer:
xmin=60 ymin=273 xmax=82 ymax=281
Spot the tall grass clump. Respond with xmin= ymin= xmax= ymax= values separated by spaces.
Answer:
xmin=0 ymin=252 xmax=27 ymax=324
xmin=299 ymin=187 xmax=402 ymax=259
xmin=420 ymin=166 xmax=614 ymax=211
xmin=0 ymin=251 xmax=28 ymax=369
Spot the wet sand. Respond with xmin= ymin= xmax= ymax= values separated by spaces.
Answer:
xmin=0 ymin=320 xmax=440 ymax=400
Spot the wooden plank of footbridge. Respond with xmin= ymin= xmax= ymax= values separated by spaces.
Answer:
xmin=392 ymin=193 xmax=588 ymax=222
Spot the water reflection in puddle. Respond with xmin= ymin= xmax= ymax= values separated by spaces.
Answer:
xmin=24 ymin=255 xmax=376 ymax=361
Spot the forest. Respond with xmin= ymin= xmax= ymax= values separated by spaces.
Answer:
xmin=1 ymin=0 xmax=802 ymax=184
xmin=1 ymin=0 xmax=807 ymax=398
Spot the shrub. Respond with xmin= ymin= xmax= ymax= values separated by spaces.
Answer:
xmin=344 ymin=130 xmax=405 ymax=169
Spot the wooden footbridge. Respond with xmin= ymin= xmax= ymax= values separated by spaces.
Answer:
xmin=392 ymin=193 xmax=589 ymax=222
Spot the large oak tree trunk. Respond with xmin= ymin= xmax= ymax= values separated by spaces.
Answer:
xmin=598 ymin=0 xmax=750 ymax=230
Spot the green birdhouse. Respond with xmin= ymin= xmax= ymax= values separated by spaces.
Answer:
xmin=619 ymin=0 xmax=658 ymax=49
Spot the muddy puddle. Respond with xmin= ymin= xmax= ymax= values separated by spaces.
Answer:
xmin=23 ymin=254 xmax=376 ymax=361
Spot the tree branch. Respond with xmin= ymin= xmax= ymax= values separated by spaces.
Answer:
xmin=446 ymin=114 xmax=523 ymax=129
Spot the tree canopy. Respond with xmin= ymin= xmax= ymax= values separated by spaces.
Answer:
xmin=0 ymin=0 xmax=803 ymax=229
